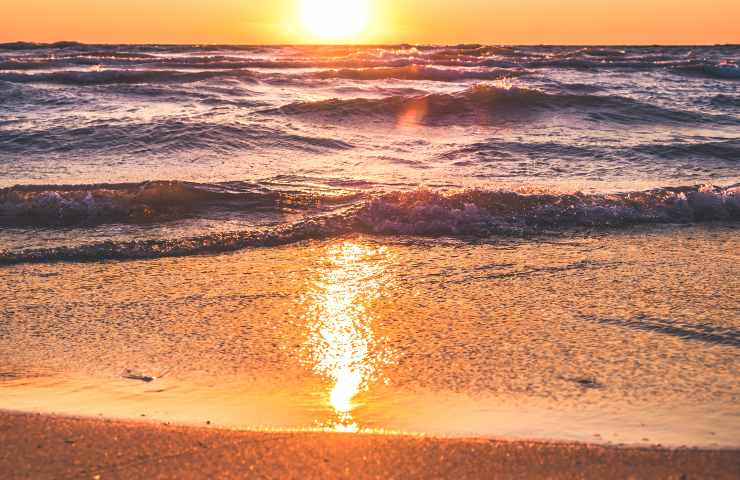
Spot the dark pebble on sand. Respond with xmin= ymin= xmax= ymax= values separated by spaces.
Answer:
xmin=575 ymin=378 xmax=602 ymax=388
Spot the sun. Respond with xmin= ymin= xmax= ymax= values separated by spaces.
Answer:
xmin=300 ymin=0 xmax=370 ymax=41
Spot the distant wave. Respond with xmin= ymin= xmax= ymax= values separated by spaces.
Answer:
xmin=2 ymin=57 xmax=728 ymax=75
xmin=306 ymin=65 xmax=528 ymax=82
xmin=3 ymin=44 xmax=737 ymax=78
xmin=527 ymin=58 xmax=707 ymax=71
xmin=674 ymin=63 xmax=740 ymax=80
xmin=0 ymin=69 xmax=260 ymax=85
xmin=265 ymin=84 xmax=736 ymax=126
xmin=631 ymin=139 xmax=740 ymax=161
xmin=0 ymin=41 xmax=87 ymax=50
xmin=0 ymin=55 xmax=518 ymax=71
xmin=0 ymin=42 xmax=269 ymax=53
xmin=442 ymin=138 xmax=740 ymax=166
xmin=1 ymin=184 xmax=737 ymax=265
xmin=711 ymin=94 xmax=740 ymax=108
xmin=0 ymin=58 xmax=102 ymax=70
xmin=0 ymin=64 xmax=526 ymax=86
xmin=576 ymin=47 xmax=627 ymax=57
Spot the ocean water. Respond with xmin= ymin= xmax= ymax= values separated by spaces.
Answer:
xmin=0 ymin=43 xmax=739 ymax=445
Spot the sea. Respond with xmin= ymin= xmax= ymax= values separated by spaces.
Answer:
xmin=0 ymin=42 xmax=738 ymax=446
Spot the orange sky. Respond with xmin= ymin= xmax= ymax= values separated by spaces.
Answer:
xmin=2 ymin=0 xmax=738 ymax=45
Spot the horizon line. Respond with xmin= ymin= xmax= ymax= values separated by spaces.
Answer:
xmin=2 ymin=40 xmax=739 ymax=48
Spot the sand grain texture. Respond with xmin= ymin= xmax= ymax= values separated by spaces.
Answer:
xmin=1 ymin=412 xmax=738 ymax=479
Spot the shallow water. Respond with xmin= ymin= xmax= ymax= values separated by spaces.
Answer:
xmin=0 ymin=43 xmax=738 ymax=446
xmin=1 ymin=228 xmax=738 ymax=446
xmin=1 ymin=43 xmax=739 ymax=257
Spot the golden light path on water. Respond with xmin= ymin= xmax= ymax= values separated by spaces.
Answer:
xmin=301 ymin=241 xmax=394 ymax=432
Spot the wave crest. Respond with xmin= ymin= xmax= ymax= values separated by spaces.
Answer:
xmin=357 ymin=185 xmax=739 ymax=236
xmin=1 ymin=184 xmax=737 ymax=265
xmin=266 ymin=84 xmax=730 ymax=126
xmin=307 ymin=65 xmax=527 ymax=82
xmin=0 ymin=181 xmax=360 ymax=227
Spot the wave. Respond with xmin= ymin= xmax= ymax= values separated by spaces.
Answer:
xmin=0 ymin=58 xmax=101 ymax=70
xmin=0 ymin=51 xmax=512 ymax=71
xmin=0 ymin=216 xmax=357 ymax=265
xmin=0 ymin=117 xmax=354 ymax=156
xmin=0 ymin=41 xmax=263 ymax=54
xmin=674 ymin=63 xmax=740 ymax=80
xmin=356 ymin=184 xmax=739 ymax=235
xmin=526 ymin=57 xmax=708 ymax=71
xmin=711 ymin=94 xmax=740 ymax=109
xmin=264 ymin=84 xmax=735 ymax=126
xmin=3 ymin=56 xmax=716 ymax=74
xmin=0 ymin=56 xmax=403 ymax=71
xmin=0 ymin=80 xmax=91 ymax=108
xmin=0 ymin=64 xmax=528 ymax=88
xmin=4 ymin=44 xmax=734 ymax=74
xmin=443 ymin=140 xmax=600 ymax=161
xmin=306 ymin=65 xmax=527 ymax=82
xmin=233 ymin=56 xmax=722 ymax=73
xmin=2 ymin=46 xmax=736 ymax=86
xmin=443 ymin=138 xmax=740 ymax=165
xmin=577 ymin=48 xmax=627 ymax=57
xmin=0 ymin=57 xmax=149 ymax=71
xmin=0 ymin=181 xmax=277 ymax=227
xmin=1 ymin=184 xmax=737 ymax=265
xmin=0 ymin=181 xmax=363 ymax=228
xmin=0 ymin=69 xmax=260 ymax=86
xmin=0 ymin=41 xmax=87 ymax=50
xmin=630 ymin=139 xmax=740 ymax=161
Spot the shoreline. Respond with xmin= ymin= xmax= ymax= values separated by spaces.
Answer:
xmin=1 ymin=411 xmax=738 ymax=479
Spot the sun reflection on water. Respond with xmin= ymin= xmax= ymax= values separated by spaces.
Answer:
xmin=302 ymin=241 xmax=394 ymax=432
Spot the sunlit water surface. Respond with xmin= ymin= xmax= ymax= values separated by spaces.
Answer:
xmin=1 ymin=228 xmax=738 ymax=447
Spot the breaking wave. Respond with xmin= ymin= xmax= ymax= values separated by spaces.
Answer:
xmin=353 ymin=185 xmax=740 ymax=237
xmin=1 ymin=184 xmax=737 ymax=265
xmin=2 ymin=43 xmax=738 ymax=266
xmin=0 ymin=181 xmax=361 ymax=227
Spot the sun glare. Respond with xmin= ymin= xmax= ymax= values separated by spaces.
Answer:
xmin=300 ymin=0 xmax=369 ymax=41
xmin=302 ymin=242 xmax=394 ymax=432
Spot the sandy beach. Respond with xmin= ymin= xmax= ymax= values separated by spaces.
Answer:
xmin=2 ymin=411 xmax=738 ymax=479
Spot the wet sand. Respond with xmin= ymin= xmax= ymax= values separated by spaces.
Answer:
xmin=2 ymin=229 xmax=739 ymax=445
xmin=1 ymin=411 xmax=738 ymax=480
